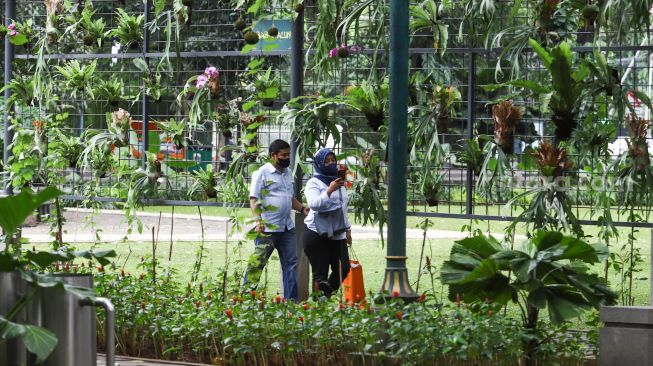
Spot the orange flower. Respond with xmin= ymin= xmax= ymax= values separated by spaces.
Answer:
xmin=298 ymin=316 xmax=304 ymax=323
xmin=392 ymin=291 xmax=399 ymax=298
xmin=302 ymin=303 xmax=309 ymax=311
xmin=395 ymin=311 xmax=403 ymax=321
xmin=225 ymin=308 xmax=233 ymax=319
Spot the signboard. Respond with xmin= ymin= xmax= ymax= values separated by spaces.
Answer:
xmin=251 ymin=19 xmax=292 ymax=51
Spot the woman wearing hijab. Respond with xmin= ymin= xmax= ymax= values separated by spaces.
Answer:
xmin=303 ymin=148 xmax=352 ymax=298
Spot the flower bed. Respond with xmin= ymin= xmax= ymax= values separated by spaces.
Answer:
xmin=93 ymin=262 xmax=593 ymax=365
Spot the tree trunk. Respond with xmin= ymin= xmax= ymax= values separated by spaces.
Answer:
xmin=525 ymin=304 xmax=539 ymax=366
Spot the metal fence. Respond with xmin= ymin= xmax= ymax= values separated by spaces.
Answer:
xmin=2 ymin=0 xmax=653 ymax=229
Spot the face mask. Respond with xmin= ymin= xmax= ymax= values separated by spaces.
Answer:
xmin=323 ymin=163 xmax=338 ymax=176
xmin=278 ymin=158 xmax=291 ymax=168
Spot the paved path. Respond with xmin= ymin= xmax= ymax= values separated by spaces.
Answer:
xmin=98 ymin=355 xmax=209 ymax=366
xmin=20 ymin=208 xmax=511 ymax=244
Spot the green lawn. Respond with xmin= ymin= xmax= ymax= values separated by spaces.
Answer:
xmin=36 ymin=220 xmax=652 ymax=306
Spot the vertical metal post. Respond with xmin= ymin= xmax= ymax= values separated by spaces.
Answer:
xmin=466 ymin=52 xmax=475 ymax=216
xmin=290 ymin=8 xmax=309 ymax=301
xmin=141 ymin=1 xmax=150 ymax=167
xmin=3 ymin=0 xmax=16 ymax=195
xmin=380 ymin=0 xmax=417 ymax=301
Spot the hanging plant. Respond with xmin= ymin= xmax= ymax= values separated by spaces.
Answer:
xmin=55 ymin=60 xmax=97 ymax=99
xmin=1 ymin=73 xmax=36 ymax=107
xmin=341 ymin=78 xmax=388 ymax=131
xmin=409 ymin=0 xmax=448 ymax=54
xmin=625 ymin=115 xmax=651 ymax=173
xmin=51 ymin=131 xmax=84 ymax=169
xmin=244 ymin=31 xmax=259 ymax=45
xmin=108 ymin=8 xmax=144 ymax=50
xmin=278 ymin=95 xmax=348 ymax=171
xmin=188 ymin=165 xmax=220 ymax=200
xmin=74 ymin=7 xmax=106 ymax=48
xmin=327 ymin=44 xmax=362 ymax=59
xmin=234 ymin=17 xmax=247 ymax=31
xmin=44 ymin=0 xmax=64 ymax=43
xmin=431 ymin=84 xmax=461 ymax=134
xmin=157 ymin=119 xmax=187 ymax=150
xmin=79 ymin=109 xmax=131 ymax=176
xmin=507 ymin=141 xmax=582 ymax=236
xmin=492 ymin=100 xmax=523 ymax=154
xmin=93 ymin=76 xmax=125 ymax=106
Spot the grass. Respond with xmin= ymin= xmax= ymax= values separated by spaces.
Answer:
xmin=36 ymin=218 xmax=652 ymax=307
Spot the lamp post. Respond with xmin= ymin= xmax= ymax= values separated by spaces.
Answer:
xmin=380 ymin=0 xmax=418 ymax=301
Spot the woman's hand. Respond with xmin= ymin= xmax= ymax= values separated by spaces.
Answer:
xmin=327 ymin=178 xmax=345 ymax=196
xmin=346 ymin=230 xmax=352 ymax=245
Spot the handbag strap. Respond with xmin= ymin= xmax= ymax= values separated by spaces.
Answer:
xmin=349 ymin=244 xmax=359 ymax=261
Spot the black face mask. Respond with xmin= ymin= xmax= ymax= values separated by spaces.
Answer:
xmin=278 ymin=158 xmax=291 ymax=168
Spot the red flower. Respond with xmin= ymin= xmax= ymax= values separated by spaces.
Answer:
xmin=419 ymin=292 xmax=427 ymax=303
xmin=231 ymin=296 xmax=237 ymax=305
xmin=275 ymin=295 xmax=282 ymax=304
xmin=225 ymin=309 xmax=233 ymax=319
xmin=455 ymin=293 xmax=461 ymax=306
xmin=195 ymin=301 xmax=201 ymax=308
xmin=395 ymin=311 xmax=403 ymax=321
xmin=250 ymin=290 xmax=256 ymax=299
xmin=392 ymin=291 xmax=399 ymax=298
xmin=338 ymin=302 xmax=345 ymax=310
xmin=299 ymin=316 xmax=304 ymax=323
xmin=302 ymin=303 xmax=309 ymax=311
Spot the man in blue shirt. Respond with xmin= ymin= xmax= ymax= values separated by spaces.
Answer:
xmin=243 ymin=139 xmax=309 ymax=301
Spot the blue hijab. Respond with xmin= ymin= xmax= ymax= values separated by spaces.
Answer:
xmin=313 ymin=148 xmax=338 ymax=186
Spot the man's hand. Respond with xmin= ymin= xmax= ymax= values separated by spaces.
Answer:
xmin=302 ymin=207 xmax=310 ymax=217
xmin=346 ymin=230 xmax=352 ymax=245
xmin=255 ymin=220 xmax=265 ymax=233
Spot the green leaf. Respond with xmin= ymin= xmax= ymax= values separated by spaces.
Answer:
xmin=22 ymin=325 xmax=58 ymax=363
xmin=0 ymin=253 xmax=19 ymax=271
xmin=0 ymin=187 xmax=63 ymax=237
xmin=9 ymin=33 xmax=28 ymax=46
xmin=0 ymin=316 xmax=57 ymax=363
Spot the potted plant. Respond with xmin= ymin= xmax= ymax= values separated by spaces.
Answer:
xmin=409 ymin=0 xmax=448 ymax=53
xmin=44 ymin=0 xmax=64 ymax=44
xmin=108 ymin=8 xmax=144 ymax=50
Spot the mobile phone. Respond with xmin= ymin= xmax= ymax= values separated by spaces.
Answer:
xmin=337 ymin=169 xmax=347 ymax=180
